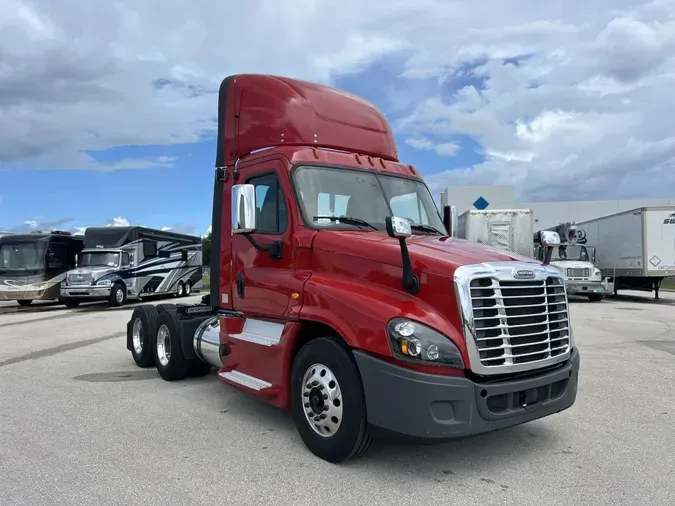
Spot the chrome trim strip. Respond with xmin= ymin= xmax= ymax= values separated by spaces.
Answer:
xmin=454 ymin=261 xmax=572 ymax=375
xmin=219 ymin=370 xmax=272 ymax=390
xmin=229 ymin=318 xmax=285 ymax=347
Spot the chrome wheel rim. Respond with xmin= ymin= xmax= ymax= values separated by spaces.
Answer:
xmin=301 ymin=363 xmax=343 ymax=437
xmin=177 ymin=283 xmax=184 ymax=296
xmin=132 ymin=318 xmax=143 ymax=355
xmin=116 ymin=288 xmax=124 ymax=303
xmin=157 ymin=324 xmax=171 ymax=367
xmin=185 ymin=282 xmax=191 ymax=295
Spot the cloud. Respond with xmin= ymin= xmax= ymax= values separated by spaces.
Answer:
xmin=405 ymin=137 xmax=461 ymax=157
xmin=0 ymin=0 xmax=674 ymax=201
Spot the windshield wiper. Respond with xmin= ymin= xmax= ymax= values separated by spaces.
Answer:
xmin=410 ymin=224 xmax=445 ymax=235
xmin=313 ymin=216 xmax=378 ymax=231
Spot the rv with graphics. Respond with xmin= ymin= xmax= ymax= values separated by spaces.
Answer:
xmin=60 ymin=226 xmax=202 ymax=307
xmin=0 ymin=231 xmax=84 ymax=306
xmin=123 ymin=74 xmax=579 ymax=463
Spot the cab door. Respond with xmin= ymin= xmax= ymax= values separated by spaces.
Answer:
xmin=230 ymin=160 xmax=294 ymax=318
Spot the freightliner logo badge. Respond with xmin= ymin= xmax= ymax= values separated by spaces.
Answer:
xmin=513 ymin=269 xmax=535 ymax=279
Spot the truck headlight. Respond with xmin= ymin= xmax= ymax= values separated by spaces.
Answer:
xmin=593 ymin=269 xmax=601 ymax=277
xmin=97 ymin=279 xmax=112 ymax=286
xmin=387 ymin=318 xmax=464 ymax=368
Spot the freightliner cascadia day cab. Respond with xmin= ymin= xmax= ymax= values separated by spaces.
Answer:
xmin=124 ymin=74 xmax=580 ymax=463
xmin=60 ymin=226 xmax=203 ymax=307
xmin=0 ymin=231 xmax=84 ymax=306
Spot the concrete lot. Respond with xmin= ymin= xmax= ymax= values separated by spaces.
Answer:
xmin=0 ymin=292 xmax=674 ymax=506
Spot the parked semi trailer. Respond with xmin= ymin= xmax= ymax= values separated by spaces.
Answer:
xmin=124 ymin=74 xmax=580 ymax=463
xmin=0 ymin=230 xmax=83 ymax=306
xmin=60 ymin=226 xmax=203 ymax=307
xmin=575 ymin=206 xmax=675 ymax=299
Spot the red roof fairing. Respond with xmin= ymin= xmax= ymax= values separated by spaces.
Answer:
xmin=216 ymin=74 xmax=399 ymax=166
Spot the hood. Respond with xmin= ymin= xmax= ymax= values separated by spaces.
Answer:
xmin=312 ymin=230 xmax=539 ymax=278
xmin=68 ymin=266 xmax=117 ymax=281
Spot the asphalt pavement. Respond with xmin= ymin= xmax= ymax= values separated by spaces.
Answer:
xmin=1 ymin=292 xmax=674 ymax=505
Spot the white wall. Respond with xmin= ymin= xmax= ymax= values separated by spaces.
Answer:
xmin=440 ymin=185 xmax=675 ymax=230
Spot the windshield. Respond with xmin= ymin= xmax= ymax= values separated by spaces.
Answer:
xmin=0 ymin=240 xmax=48 ymax=273
xmin=553 ymin=245 xmax=589 ymax=262
xmin=79 ymin=251 xmax=120 ymax=268
xmin=292 ymin=165 xmax=446 ymax=234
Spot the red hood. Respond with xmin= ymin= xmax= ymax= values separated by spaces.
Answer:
xmin=305 ymin=230 xmax=542 ymax=367
xmin=312 ymin=230 xmax=538 ymax=276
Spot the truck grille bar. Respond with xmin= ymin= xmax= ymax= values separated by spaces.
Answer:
xmin=567 ymin=268 xmax=589 ymax=277
xmin=455 ymin=262 xmax=573 ymax=375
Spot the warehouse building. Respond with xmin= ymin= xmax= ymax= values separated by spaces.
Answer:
xmin=440 ymin=185 xmax=675 ymax=230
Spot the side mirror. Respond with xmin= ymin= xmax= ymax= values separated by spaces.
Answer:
xmin=385 ymin=216 xmax=412 ymax=238
xmin=385 ymin=216 xmax=419 ymax=294
xmin=232 ymin=184 xmax=256 ymax=234
xmin=539 ymin=230 xmax=561 ymax=247
xmin=443 ymin=205 xmax=458 ymax=237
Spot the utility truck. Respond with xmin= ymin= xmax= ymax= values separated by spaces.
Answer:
xmin=575 ymin=207 xmax=675 ymax=299
xmin=124 ymin=74 xmax=579 ymax=463
xmin=60 ymin=226 xmax=202 ymax=307
xmin=0 ymin=230 xmax=83 ymax=306
xmin=534 ymin=223 xmax=605 ymax=302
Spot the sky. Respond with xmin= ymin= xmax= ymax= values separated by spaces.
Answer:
xmin=1 ymin=0 xmax=675 ymax=236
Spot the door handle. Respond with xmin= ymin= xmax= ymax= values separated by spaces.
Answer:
xmin=236 ymin=273 xmax=245 ymax=299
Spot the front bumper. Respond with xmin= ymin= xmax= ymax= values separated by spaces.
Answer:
xmin=565 ymin=281 xmax=605 ymax=295
xmin=353 ymin=347 xmax=580 ymax=441
xmin=60 ymin=285 xmax=112 ymax=299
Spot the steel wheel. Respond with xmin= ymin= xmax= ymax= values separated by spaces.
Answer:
xmin=116 ymin=288 xmax=125 ymax=304
xmin=156 ymin=324 xmax=172 ymax=367
xmin=132 ymin=317 xmax=144 ymax=355
xmin=301 ymin=363 xmax=344 ymax=437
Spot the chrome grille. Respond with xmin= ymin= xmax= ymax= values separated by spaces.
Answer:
xmin=470 ymin=276 xmax=570 ymax=367
xmin=566 ymin=268 xmax=589 ymax=277
xmin=67 ymin=272 xmax=93 ymax=285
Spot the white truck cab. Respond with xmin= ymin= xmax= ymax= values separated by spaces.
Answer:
xmin=540 ymin=244 xmax=605 ymax=301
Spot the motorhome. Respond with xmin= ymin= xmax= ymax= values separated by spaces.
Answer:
xmin=0 ymin=231 xmax=84 ymax=306
xmin=60 ymin=226 xmax=203 ymax=307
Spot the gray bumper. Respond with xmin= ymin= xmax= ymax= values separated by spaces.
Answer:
xmin=60 ymin=286 xmax=112 ymax=299
xmin=565 ymin=281 xmax=605 ymax=295
xmin=353 ymin=347 xmax=580 ymax=441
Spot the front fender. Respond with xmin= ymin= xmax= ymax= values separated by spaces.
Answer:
xmin=299 ymin=275 xmax=467 ymax=361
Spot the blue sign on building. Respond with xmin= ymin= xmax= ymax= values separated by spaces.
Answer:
xmin=473 ymin=196 xmax=490 ymax=210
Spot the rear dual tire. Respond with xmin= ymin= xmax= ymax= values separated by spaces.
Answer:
xmin=153 ymin=311 xmax=211 ymax=381
xmin=130 ymin=305 xmax=159 ymax=368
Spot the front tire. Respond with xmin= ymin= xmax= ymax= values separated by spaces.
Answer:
xmin=290 ymin=337 xmax=373 ymax=463
xmin=109 ymin=283 xmax=126 ymax=307
xmin=588 ymin=293 xmax=603 ymax=302
xmin=17 ymin=300 xmax=32 ymax=307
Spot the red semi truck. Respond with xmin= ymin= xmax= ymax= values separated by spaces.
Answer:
xmin=125 ymin=74 xmax=579 ymax=463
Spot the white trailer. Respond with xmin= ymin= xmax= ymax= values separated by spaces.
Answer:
xmin=455 ymin=208 xmax=534 ymax=257
xmin=575 ymin=206 xmax=675 ymax=299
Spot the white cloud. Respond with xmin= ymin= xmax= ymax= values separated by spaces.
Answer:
xmin=405 ymin=137 xmax=461 ymax=157
xmin=0 ymin=0 xmax=674 ymax=200
xmin=107 ymin=217 xmax=130 ymax=227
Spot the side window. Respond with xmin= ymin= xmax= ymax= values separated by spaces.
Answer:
xmin=390 ymin=192 xmax=430 ymax=225
xmin=47 ymin=242 xmax=68 ymax=271
xmin=248 ymin=173 xmax=288 ymax=234
xmin=143 ymin=240 xmax=157 ymax=258
xmin=121 ymin=252 xmax=130 ymax=266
